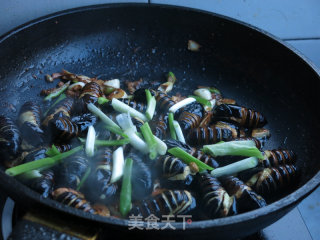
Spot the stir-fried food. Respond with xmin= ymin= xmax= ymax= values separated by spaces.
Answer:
xmin=1 ymin=70 xmax=299 ymax=220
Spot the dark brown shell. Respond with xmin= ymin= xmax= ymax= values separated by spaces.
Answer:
xmin=0 ymin=115 xmax=21 ymax=160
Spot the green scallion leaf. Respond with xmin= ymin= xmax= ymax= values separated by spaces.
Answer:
xmin=189 ymin=95 xmax=213 ymax=107
xmin=202 ymin=140 xmax=264 ymax=159
xmin=168 ymin=147 xmax=214 ymax=172
xmin=120 ymin=158 xmax=133 ymax=217
xmin=168 ymin=113 xmax=177 ymax=140
xmin=45 ymin=145 xmax=60 ymax=157
xmin=5 ymin=146 xmax=83 ymax=177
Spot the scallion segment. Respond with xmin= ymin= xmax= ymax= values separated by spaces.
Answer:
xmin=98 ymin=97 xmax=109 ymax=105
xmin=76 ymin=167 xmax=91 ymax=191
xmin=110 ymin=147 xmax=125 ymax=183
xmin=189 ymin=95 xmax=213 ymax=107
xmin=78 ymin=138 xmax=129 ymax=147
xmin=140 ymin=122 xmax=158 ymax=160
xmin=112 ymin=98 xmax=147 ymax=121
xmin=169 ymin=97 xmax=196 ymax=113
xmin=168 ymin=113 xmax=177 ymax=140
xmin=145 ymin=89 xmax=156 ymax=121
xmin=210 ymin=157 xmax=258 ymax=177
xmin=120 ymin=158 xmax=133 ymax=217
xmin=154 ymin=136 xmax=167 ymax=155
xmin=116 ymin=113 xmax=149 ymax=154
xmin=173 ymin=120 xmax=185 ymax=144
xmin=105 ymin=126 xmax=128 ymax=138
xmin=95 ymin=139 xmax=130 ymax=147
xmin=44 ymin=81 xmax=70 ymax=101
xmin=85 ymin=125 xmax=96 ymax=157
xmin=168 ymin=147 xmax=214 ymax=172
xmin=202 ymin=140 xmax=264 ymax=159
xmin=45 ymin=145 xmax=60 ymax=157
xmin=5 ymin=146 xmax=83 ymax=177
xmin=87 ymin=103 xmax=121 ymax=130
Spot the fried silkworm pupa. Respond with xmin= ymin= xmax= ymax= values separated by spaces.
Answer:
xmin=22 ymin=147 xmax=47 ymax=164
xmin=18 ymin=102 xmax=44 ymax=147
xmin=71 ymin=113 xmax=97 ymax=133
xmin=129 ymin=151 xmax=153 ymax=200
xmin=28 ymin=169 xmax=55 ymax=198
xmin=150 ymin=114 xmax=168 ymax=139
xmin=155 ymin=92 xmax=176 ymax=112
xmin=213 ymin=121 xmax=242 ymax=138
xmin=129 ymin=190 xmax=196 ymax=218
xmin=131 ymin=117 xmax=145 ymax=130
xmin=186 ymin=125 xmax=233 ymax=146
xmin=52 ymin=188 xmax=96 ymax=214
xmin=48 ymin=116 xmax=79 ymax=142
xmin=177 ymin=102 xmax=204 ymax=133
xmin=214 ymin=104 xmax=267 ymax=129
xmin=221 ymin=176 xmax=266 ymax=213
xmin=154 ymin=155 xmax=194 ymax=188
xmin=246 ymin=164 xmax=299 ymax=198
xmin=260 ymin=149 xmax=296 ymax=168
xmin=164 ymin=139 xmax=219 ymax=168
xmin=42 ymin=97 xmax=74 ymax=127
xmin=84 ymin=148 xmax=119 ymax=204
xmin=119 ymin=99 xmax=147 ymax=113
xmin=58 ymin=154 xmax=89 ymax=189
xmin=79 ymin=82 xmax=103 ymax=106
xmin=196 ymin=173 xmax=237 ymax=218
xmin=0 ymin=115 xmax=21 ymax=161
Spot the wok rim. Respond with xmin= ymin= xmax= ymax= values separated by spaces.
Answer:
xmin=0 ymin=3 xmax=320 ymax=231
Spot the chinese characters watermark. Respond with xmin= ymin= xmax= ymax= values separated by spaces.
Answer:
xmin=128 ymin=214 xmax=192 ymax=230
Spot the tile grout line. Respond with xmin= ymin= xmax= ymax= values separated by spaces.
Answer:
xmin=297 ymin=206 xmax=315 ymax=240
xmin=283 ymin=37 xmax=320 ymax=41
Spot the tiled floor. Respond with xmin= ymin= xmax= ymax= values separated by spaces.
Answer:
xmin=0 ymin=1 xmax=319 ymax=239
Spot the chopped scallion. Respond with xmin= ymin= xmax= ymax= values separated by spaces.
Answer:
xmin=120 ymin=158 xmax=133 ymax=216
xmin=173 ymin=120 xmax=185 ymax=144
xmin=112 ymin=98 xmax=147 ymax=121
xmin=202 ymin=140 xmax=264 ymax=159
xmin=111 ymin=147 xmax=125 ymax=183
xmin=210 ymin=157 xmax=258 ymax=177
xmin=140 ymin=122 xmax=158 ymax=159
xmin=44 ymin=81 xmax=70 ymax=101
xmin=169 ymin=97 xmax=196 ymax=113
xmin=168 ymin=147 xmax=213 ymax=172
xmin=168 ymin=113 xmax=177 ymax=140
xmin=5 ymin=146 xmax=83 ymax=177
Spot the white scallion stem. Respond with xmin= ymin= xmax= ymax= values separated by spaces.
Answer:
xmin=87 ymin=103 xmax=120 ymax=129
xmin=194 ymin=88 xmax=212 ymax=100
xmin=210 ymin=157 xmax=258 ymax=177
xmin=173 ymin=120 xmax=185 ymax=143
xmin=111 ymin=147 xmax=125 ymax=183
xmin=116 ymin=113 xmax=137 ymax=132
xmin=125 ymin=130 xmax=149 ymax=154
xmin=154 ymin=136 xmax=167 ymax=155
xmin=169 ymin=97 xmax=196 ymax=113
xmin=146 ymin=97 xmax=156 ymax=120
xmin=104 ymin=79 xmax=120 ymax=89
xmin=85 ymin=125 xmax=96 ymax=157
xmin=112 ymin=98 xmax=147 ymax=121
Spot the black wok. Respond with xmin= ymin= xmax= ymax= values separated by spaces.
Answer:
xmin=0 ymin=4 xmax=320 ymax=240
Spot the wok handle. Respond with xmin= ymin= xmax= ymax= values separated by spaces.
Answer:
xmin=9 ymin=208 xmax=100 ymax=240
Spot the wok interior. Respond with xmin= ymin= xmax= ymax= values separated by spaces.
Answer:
xmin=0 ymin=5 xmax=320 ymax=219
